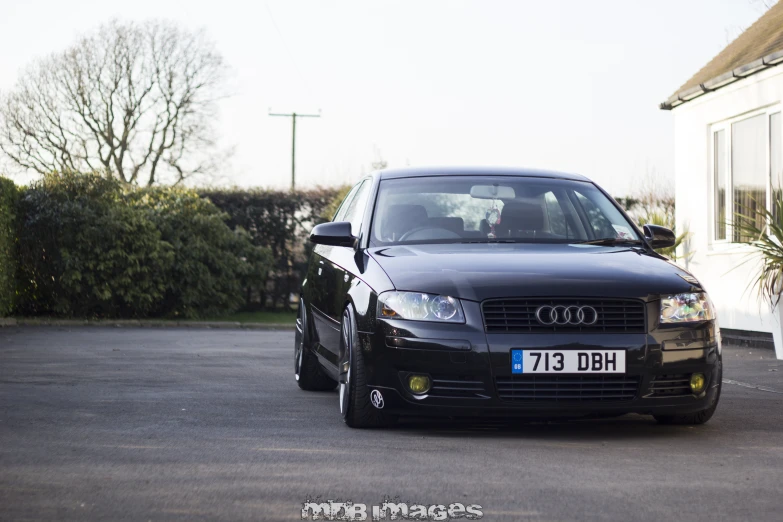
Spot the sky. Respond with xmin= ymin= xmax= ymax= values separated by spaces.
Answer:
xmin=0 ymin=0 xmax=771 ymax=196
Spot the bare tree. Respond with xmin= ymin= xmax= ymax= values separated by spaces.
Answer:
xmin=0 ymin=20 xmax=225 ymax=186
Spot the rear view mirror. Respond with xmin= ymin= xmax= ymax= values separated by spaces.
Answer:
xmin=470 ymin=184 xmax=515 ymax=199
xmin=310 ymin=221 xmax=358 ymax=248
xmin=643 ymin=224 xmax=676 ymax=249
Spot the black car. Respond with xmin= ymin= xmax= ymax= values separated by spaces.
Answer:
xmin=295 ymin=167 xmax=721 ymax=428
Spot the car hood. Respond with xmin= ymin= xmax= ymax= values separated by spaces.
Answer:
xmin=368 ymin=243 xmax=700 ymax=301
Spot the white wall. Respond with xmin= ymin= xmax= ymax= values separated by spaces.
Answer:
xmin=672 ymin=66 xmax=783 ymax=358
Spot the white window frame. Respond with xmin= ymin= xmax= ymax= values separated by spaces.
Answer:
xmin=710 ymin=104 xmax=782 ymax=247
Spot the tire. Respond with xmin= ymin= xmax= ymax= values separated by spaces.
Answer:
xmin=654 ymin=372 xmax=722 ymax=426
xmin=295 ymin=299 xmax=337 ymax=391
xmin=340 ymin=305 xmax=394 ymax=428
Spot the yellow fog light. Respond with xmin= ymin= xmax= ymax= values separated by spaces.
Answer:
xmin=690 ymin=373 xmax=706 ymax=393
xmin=407 ymin=375 xmax=431 ymax=395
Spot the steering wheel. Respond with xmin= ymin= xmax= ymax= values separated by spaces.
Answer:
xmin=399 ymin=226 xmax=461 ymax=241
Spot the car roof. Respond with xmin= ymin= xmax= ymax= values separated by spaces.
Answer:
xmin=376 ymin=166 xmax=590 ymax=182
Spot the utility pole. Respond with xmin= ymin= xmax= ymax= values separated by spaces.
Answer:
xmin=269 ymin=110 xmax=320 ymax=189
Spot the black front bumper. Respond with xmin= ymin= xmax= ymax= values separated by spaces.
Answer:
xmin=361 ymin=301 xmax=721 ymax=418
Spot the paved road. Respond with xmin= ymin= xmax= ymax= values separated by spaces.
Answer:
xmin=1 ymin=327 xmax=782 ymax=522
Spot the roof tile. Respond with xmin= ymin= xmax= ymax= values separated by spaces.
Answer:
xmin=671 ymin=2 xmax=783 ymax=97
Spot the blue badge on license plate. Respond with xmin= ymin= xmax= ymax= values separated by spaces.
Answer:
xmin=511 ymin=349 xmax=523 ymax=374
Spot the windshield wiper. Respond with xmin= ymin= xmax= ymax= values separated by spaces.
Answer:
xmin=572 ymin=238 xmax=644 ymax=246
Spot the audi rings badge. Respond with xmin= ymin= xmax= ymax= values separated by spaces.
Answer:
xmin=535 ymin=305 xmax=599 ymax=326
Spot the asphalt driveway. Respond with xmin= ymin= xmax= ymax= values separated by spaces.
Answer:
xmin=1 ymin=327 xmax=782 ymax=521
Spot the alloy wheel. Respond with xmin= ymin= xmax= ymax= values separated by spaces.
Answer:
xmin=339 ymin=312 xmax=352 ymax=416
xmin=294 ymin=301 xmax=305 ymax=381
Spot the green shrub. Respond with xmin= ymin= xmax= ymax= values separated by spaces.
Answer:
xmin=14 ymin=173 xmax=270 ymax=319
xmin=129 ymin=187 xmax=271 ymax=318
xmin=0 ymin=176 xmax=19 ymax=316
xmin=200 ymin=187 xmax=340 ymax=309
xmin=15 ymin=173 xmax=173 ymax=317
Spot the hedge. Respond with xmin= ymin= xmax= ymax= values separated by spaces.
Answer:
xmin=0 ymin=176 xmax=19 ymax=316
xmin=13 ymin=173 xmax=272 ymax=319
xmin=128 ymin=187 xmax=272 ymax=318
xmin=0 ymin=173 xmax=347 ymax=318
xmin=200 ymin=187 xmax=344 ymax=309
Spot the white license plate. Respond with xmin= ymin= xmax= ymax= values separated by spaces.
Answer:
xmin=511 ymin=349 xmax=625 ymax=374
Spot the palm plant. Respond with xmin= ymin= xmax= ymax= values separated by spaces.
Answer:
xmin=733 ymin=198 xmax=783 ymax=309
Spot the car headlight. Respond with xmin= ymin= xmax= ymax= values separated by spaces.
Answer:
xmin=660 ymin=292 xmax=715 ymax=323
xmin=377 ymin=291 xmax=465 ymax=323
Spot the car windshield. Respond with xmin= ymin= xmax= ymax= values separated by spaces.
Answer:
xmin=369 ymin=175 xmax=640 ymax=246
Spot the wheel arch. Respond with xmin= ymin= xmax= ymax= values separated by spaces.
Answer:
xmin=298 ymin=295 xmax=316 ymax=348
xmin=345 ymin=279 xmax=376 ymax=333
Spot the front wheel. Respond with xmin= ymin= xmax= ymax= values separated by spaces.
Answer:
xmin=339 ymin=305 xmax=394 ymax=428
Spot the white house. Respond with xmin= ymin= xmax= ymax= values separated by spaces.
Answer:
xmin=662 ymin=3 xmax=783 ymax=359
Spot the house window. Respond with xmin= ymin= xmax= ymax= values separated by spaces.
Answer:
xmin=772 ymin=112 xmax=782 ymax=222
xmin=714 ymin=130 xmax=726 ymax=240
xmin=711 ymin=107 xmax=782 ymax=243
xmin=732 ymin=114 xmax=766 ymax=242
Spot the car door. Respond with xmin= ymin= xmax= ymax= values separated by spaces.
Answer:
xmin=309 ymin=183 xmax=361 ymax=363
xmin=317 ymin=178 xmax=373 ymax=361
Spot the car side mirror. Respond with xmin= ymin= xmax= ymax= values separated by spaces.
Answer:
xmin=643 ymin=224 xmax=676 ymax=249
xmin=310 ymin=221 xmax=358 ymax=248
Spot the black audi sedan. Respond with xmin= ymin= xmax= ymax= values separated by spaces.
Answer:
xmin=295 ymin=167 xmax=721 ymax=428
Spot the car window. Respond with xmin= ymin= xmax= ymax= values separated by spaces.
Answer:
xmin=333 ymin=184 xmax=361 ymax=222
xmin=341 ymin=180 xmax=371 ymax=236
xmin=370 ymin=176 xmax=638 ymax=246
xmin=544 ymin=191 xmax=574 ymax=237
xmin=574 ymin=190 xmax=631 ymax=239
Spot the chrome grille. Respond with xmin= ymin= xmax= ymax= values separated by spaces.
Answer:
xmin=482 ymin=298 xmax=646 ymax=333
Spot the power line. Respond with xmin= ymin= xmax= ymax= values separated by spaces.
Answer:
xmin=269 ymin=111 xmax=321 ymax=189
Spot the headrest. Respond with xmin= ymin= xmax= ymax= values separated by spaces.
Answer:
xmin=497 ymin=201 xmax=545 ymax=235
xmin=382 ymin=204 xmax=429 ymax=239
xmin=501 ymin=201 xmax=545 ymax=229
